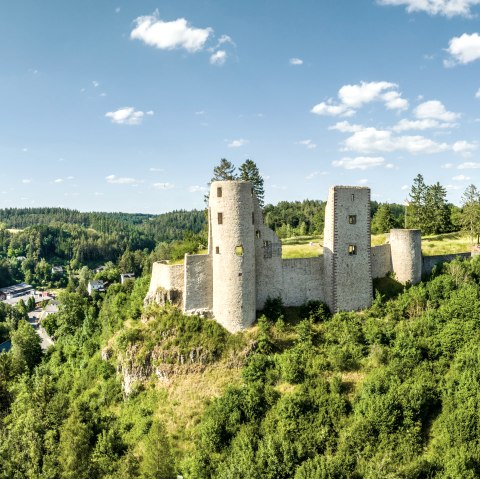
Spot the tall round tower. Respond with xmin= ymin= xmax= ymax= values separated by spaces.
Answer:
xmin=389 ymin=229 xmax=422 ymax=284
xmin=209 ymin=181 xmax=256 ymax=332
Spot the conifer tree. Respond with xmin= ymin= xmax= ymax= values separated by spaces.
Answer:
xmin=408 ymin=174 xmax=428 ymax=230
xmin=141 ymin=420 xmax=175 ymax=479
xmin=211 ymin=158 xmax=237 ymax=181
xmin=239 ymin=159 xmax=265 ymax=207
xmin=460 ymin=184 xmax=480 ymax=244
xmin=371 ymin=203 xmax=396 ymax=234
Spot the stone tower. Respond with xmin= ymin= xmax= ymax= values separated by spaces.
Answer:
xmin=389 ymin=229 xmax=422 ymax=284
xmin=208 ymin=181 xmax=257 ymax=332
xmin=323 ymin=186 xmax=372 ymax=312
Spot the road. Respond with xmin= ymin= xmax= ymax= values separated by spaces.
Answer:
xmin=28 ymin=310 xmax=54 ymax=350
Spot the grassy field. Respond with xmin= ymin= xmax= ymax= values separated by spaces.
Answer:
xmin=281 ymin=232 xmax=473 ymax=259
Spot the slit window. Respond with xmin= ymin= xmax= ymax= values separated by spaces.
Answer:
xmin=252 ymin=212 xmax=255 ymax=224
xmin=256 ymin=230 xmax=261 ymax=238
xmin=351 ymin=194 xmax=355 ymax=201
xmin=215 ymin=246 xmax=220 ymax=254
xmin=251 ymin=187 xmax=254 ymax=196
xmin=235 ymin=245 xmax=244 ymax=256
xmin=348 ymin=244 xmax=357 ymax=255
xmin=218 ymin=212 xmax=223 ymax=225
xmin=217 ymin=187 xmax=222 ymax=197
xmin=349 ymin=215 xmax=357 ymax=224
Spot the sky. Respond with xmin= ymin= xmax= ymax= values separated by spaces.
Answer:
xmin=1 ymin=0 xmax=480 ymax=213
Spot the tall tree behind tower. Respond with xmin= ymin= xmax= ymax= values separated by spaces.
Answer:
xmin=239 ymin=159 xmax=265 ymax=207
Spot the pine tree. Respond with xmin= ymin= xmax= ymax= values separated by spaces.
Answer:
xmin=239 ymin=159 xmax=265 ymax=207
xmin=424 ymin=182 xmax=451 ymax=234
xmin=211 ymin=158 xmax=237 ymax=181
xmin=371 ymin=203 xmax=396 ymax=234
xmin=408 ymin=174 xmax=428 ymax=230
xmin=141 ymin=420 xmax=175 ymax=479
xmin=460 ymin=184 xmax=480 ymax=244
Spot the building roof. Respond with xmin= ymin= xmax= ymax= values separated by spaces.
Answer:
xmin=0 ymin=283 xmax=33 ymax=295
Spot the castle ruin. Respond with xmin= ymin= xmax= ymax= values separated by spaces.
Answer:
xmin=145 ymin=181 xmax=471 ymax=333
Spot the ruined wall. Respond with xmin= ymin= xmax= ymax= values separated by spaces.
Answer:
xmin=371 ymin=244 xmax=392 ymax=279
xmin=281 ymin=257 xmax=325 ymax=306
xmin=210 ymin=181 xmax=256 ymax=332
xmin=324 ymin=186 xmax=372 ymax=312
xmin=148 ymin=262 xmax=184 ymax=294
xmin=390 ymin=229 xmax=422 ymax=284
xmin=183 ymin=254 xmax=212 ymax=312
xmin=254 ymin=199 xmax=284 ymax=310
xmin=323 ymin=187 xmax=336 ymax=311
xmin=423 ymin=252 xmax=471 ymax=276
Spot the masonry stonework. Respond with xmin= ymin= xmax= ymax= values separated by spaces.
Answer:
xmin=146 ymin=181 xmax=472 ymax=333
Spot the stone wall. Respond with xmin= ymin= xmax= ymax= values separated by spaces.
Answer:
xmin=281 ymin=257 xmax=325 ymax=306
xmin=423 ymin=252 xmax=471 ymax=276
xmin=148 ymin=262 xmax=184 ymax=294
xmin=371 ymin=244 xmax=392 ymax=279
xmin=390 ymin=229 xmax=422 ymax=284
xmin=183 ymin=254 xmax=213 ymax=312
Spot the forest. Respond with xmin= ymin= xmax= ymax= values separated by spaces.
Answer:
xmin=1 ymin=254 xmax=480 ymax=477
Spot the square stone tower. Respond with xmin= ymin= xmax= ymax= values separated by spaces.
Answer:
xmin=323 ymin=186 xmax=372 ymax=312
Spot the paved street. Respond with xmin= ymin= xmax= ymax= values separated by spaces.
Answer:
xmin=28 ymin=310 xmax=54 ymax=350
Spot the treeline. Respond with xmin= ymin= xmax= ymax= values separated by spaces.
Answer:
xmin=0 ymin=207 xmax=206 ymax=243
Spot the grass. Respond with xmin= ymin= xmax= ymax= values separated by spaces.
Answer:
xmin=280 ymin=231 xmax=473 ymax=259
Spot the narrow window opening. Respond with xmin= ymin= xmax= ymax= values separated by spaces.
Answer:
xmin=256 ymin=230 xmax=261 ymax=239
xmin=217 ymin=212 xmax=223 ymax=225
xmin=351 ymin=194 xmax=355 ymax=201
xmin=349 ymin=215 xmax=357 ymax=224
xmin=251 ymin=187 xmax=254 ymax=196
xmin=215 ymin=246 xmax=220 ymax=254
xmin=263 ymin=240 xmax=272 ymax=259
xmin=348 ymin=244 xmax=357 ymax=255
xmin=235 ymin=245 xmax=244 ymax=256
xmin=217 ymin=187 xmax=222 ymax=197
xmin=252 ymin=212 xmax=255 ymax=224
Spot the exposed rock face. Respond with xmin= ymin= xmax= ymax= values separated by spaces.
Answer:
xmin=143 ymin=287 xmax=182 ymax=308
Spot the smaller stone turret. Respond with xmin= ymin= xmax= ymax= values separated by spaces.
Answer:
xmin=389 ymin=229 xmax=422 ymax=284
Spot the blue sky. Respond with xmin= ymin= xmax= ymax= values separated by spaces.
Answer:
xmin=1 ymin=0 xmax=480 ymax=213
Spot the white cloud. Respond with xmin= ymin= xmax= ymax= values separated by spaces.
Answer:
xmin=54 ymin=178 xmax=63 ymax=183
xmin=105 ymin=107 xmax=145 ymax=125
xmin=452 ymin=174 xmax=471 ymax=180
xmin=210 ymin=50 xmax=227 ymax=65
xmin=130 ymin=12 xmax=212 ymax=52
xmin=66 ymin=176 xmax=75 ymax=180
xmin=446 ymin=184 xmax=461 ymax=190
xmin=311 ymin=101 xmax=355 ymax=117
xmin=227 ymin=138 xmax=248 ymax=148
xmin=332 ymin=156 xmax=386 ymax=170
xmin=476 ymin=88 xmax=480 ymax=98
xmin=442 ymin=163 xmax=454 ymax=168
xmin=452 ymin=140 xmax=477 ymax=156
xmin=344 ymin=127 xmax=449 ymax=154
xmin=312 ymin=81 xmax=408 ymax=117
xmin=329 ymin=121 xmax=364 ymax=132
xmin=149 ymin=167 xmax=163 ymax=172
xmin=146 ymin=110 xmax=154 ymax=116
xmin=153 ymin=182 xmax=175 ymax=189
xmin=377 ymin=0 xmax=480 ymax=17
xmin=106 ymin=174 xmax=142 ymax=185
xmin=92 ymin=80 xmax=100 ymax=88
xmin=458 ymin=162 xmax=480 ymax=169
xmin=296 ymin=139 xmax=317 ymax=149
xmin=393 ymin=118 xmax=456 ymax=131
xmin=358 ymin=179 xmax=369 ymax=184
xmin=218 ymin=34 xmax=234 ymax=46
xmin=289 ymin=58 xmax=303 ymax=65
xmin=189 ymin=185 xmax=207 ymax=193
xmin=401 ymin=184 xmax=409 ymax=190
xmin=414 ymin=100 xmax=460 ymax=121
xmin=21 ymin=179 xmax=31 ymax=184
xmin=445 ymin=33 xmax=480 ymax=66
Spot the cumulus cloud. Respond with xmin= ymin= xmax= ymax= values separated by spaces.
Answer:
xmin=312 ymin=81 xmax=408 ymax=117
xmin=54 ymin=178 xmax=63 ymax=183
xmin=105 ymin=107 xmax=148 ymax=125
xmin=21 ymin=179 xmax=32 ymax=184
xmin=452 ymin=174 xmax=471 ymax=180
xmin=227 ymin=138 xmax=248 ymax=148
xmin=445 ymin=33 xmax=480 ymax=66
xmin=414 ymin=100 xmax=460 ymax=121
xmin=377 ymin=0 xmax=480 ymax=17
xmin=328 ymin=121 xmax=364 ymax=133
xmin=458 ymin=162 xmax=480 ymax=169
xmin=452 ymin=140 xmax=477 ymax=155
xmin=189 ymin=185 xmax=207 ymax=193
xmin=289 ymin=58 xmax=303 ymax=65
xmin=210 ymin=50 xmax=227 ymax=65
xmin=358 ymin=179 xmax=369 ymax=184
xmin=332 ymin=156 xmax=386 ymax=170
xmin=130 ymin=12 xmax=212 ymax=52
xmin=296 ymin=139 xmax=317 ymax=149
xmin=393 ymin=118 xmax=456 ymax=131
xmin=153 ymin=182 xmax=175 ymax=189
xmin=106 ymin=174 xmax=142 ymax=185
xmin=344 ymin=127 xmax=449 ymax=154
